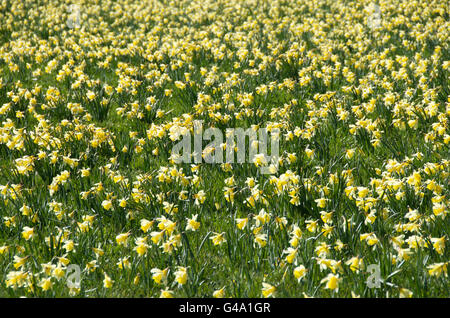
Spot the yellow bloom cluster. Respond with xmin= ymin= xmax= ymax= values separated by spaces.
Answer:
xmin=0 ymin=0 xmax=448 ymax=297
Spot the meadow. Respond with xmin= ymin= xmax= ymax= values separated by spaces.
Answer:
xmin=0 ymin=0 xmax=448 ymax=297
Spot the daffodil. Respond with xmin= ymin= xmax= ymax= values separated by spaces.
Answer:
xmin=151 ymin=268 xmax=169 ymax=285
xmin=39 ymin=278 xmax=53 ymax=291
xmin=213 ymin=287 xmax=225 ymax=298
xmin=160 ymin=288 xmax=174 ymax=298
xmin=293 ymin=265 xmax=307 ymax=282
xmin=103 ymin=273 xmax=113 ymax=289
xmin=186 ymin=215 xmax=200 ymax=231
xmin=174 ymin=266 xmax=188 ymax=286
xmin=210 ymin=232 xmax=226 ymax=246
xmin=261 ymin=283 xmax=276 ymax=298
xmin=321 ymin=273 xmax=340 ymax=291
xmin=102 ymin=200 xmax=113 ymax=211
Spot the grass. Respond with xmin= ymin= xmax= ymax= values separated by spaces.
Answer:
xmin=0 ymin=0 xmax=448 ymax=298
